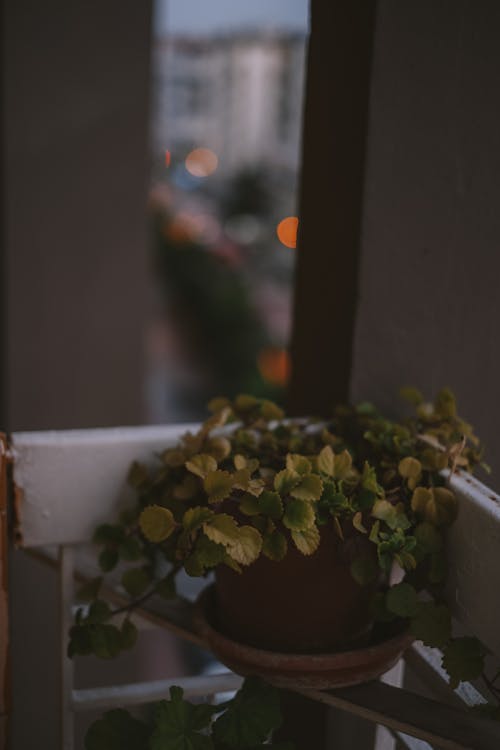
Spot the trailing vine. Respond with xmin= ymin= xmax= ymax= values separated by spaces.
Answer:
xmin=85 ymin=677 xmax=293 ymax=750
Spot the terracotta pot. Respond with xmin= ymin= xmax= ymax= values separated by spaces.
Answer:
xmin=214 ymin=523 xmax=378 ymax=653
xmin=195 ymin=586 xmax=412 ymax=689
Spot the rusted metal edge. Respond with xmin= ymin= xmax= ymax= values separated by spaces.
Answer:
xmin=0 ymin=433 xmax=11 ymax=747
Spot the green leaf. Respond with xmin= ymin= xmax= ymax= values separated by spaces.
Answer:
xmin=85 ymin=708 xmax=150 ymax=750
xmin=98 ymin=547 xmax=119 ymax=573
xmin=163 ymin=449 xmax=188 ymax=468
xmin=442 ymin=638 xmax=486 ymax=689
xmin=399 ymin=386 xmax=424 ymax=406
xmin=86 ymin=600 xmax=111 ymax=624
xmin=207 ymin=396 xmax=231 ymax=413
xmin=318 ymin=482 xmax=350 ymax=520
xmin=369 ymin=520 xmax=380 ymax=543
xmin=118 ymin=537 xmax=143 ymax=562
xmin=411 ymin=487 xmax=457 ymax=526
xmin=291 ymin=526 xmax=320 ymax=556
xmin=67 ymin=624 xmax=93 ymax=657
xmin=350 ymin=555 xmax=377 ymax=585
xmin=120 ymin=619 xmax=138 ymax=650
xmin=203 ymin=516 xmax=262 ymax=565
xmin=151 ymin=686 xmax=216 ymax=750
xmin=410 ymin=602 xmax=451 ymax=648
xmin=283 ymin=499 xmax=315 ymax=531
xmin=213 ymin=677 xmax=282 ymax=749
xmin=361 ymin=462 xmax=383 ymax=495
xmin=286 ymin=453 xmax=312 ymax=475
xmin=414 ymin=522 xmax=443 ymax=555
xmin=139 ymin=505 xmax=176 ymax=543
xmin=90 ymin=623 xmax=123 ymax=659
xmin=121 ymin=568 xmax=151 ymax=598
xmin=228 ymin=526 xmax=263 ymax=566
xmin=234 ymin=394 xmax=260 ymax=412
xmin=258 ymin=491 xmax=283 ymax=520
xmin=333 ymin=449 xmax=353 ymax=480
xmin=195 ymin=535 xmax=227 ymax=568
xmin=127 ymin=461 xmax=150 ymax=490
xmin=76 ymin=576 xmax=103 ymax=602
xmin=182 ymin=507 xmax=214 ymax=533
xmin=206 ymin=436 xmax=232 ymax=462
xmin=357 ymin=488 xmax=377 ymax=511
xmin=371 ymin=500 xmax=396 ymax=525
xmin=352 ymin=511 xmax=367 ymax=534
xmin=260 ymin=399 xmax=285 ymax=421
xmin=290 ymin=474 xmax=323 ymax=502
xmin=386 ymin=583 xmax=419 ymax=618
xmin=371 ymin=592 xmax=397 ymax=623
xmin=204 ymin=470 xmax=234 ymax=504
xmin=233 ymin=469 xmax=263 ymax=497
xmin=398 ymin=457 xmax=422 ymax=489
xmin=185 ymin=454 xmax=218 ymax=479
xmin=234 ymin=454 xmax=259 ymax=473
xmin=173 ymin=475 xmax=199 ymax=500
xmin=317 ymin=445 xmax=335 ymax=477
xmin=183 ymin=555 xmax=205 ymax=578
xmin=93 ymin=523 xmax=124 ymax=545
xmin=262 ymin=531 xmax=288 ymax=561
xmin=434 ymin=388 xmax=457 ymax=418
xmin=274 ymin=469 xmax=301 ymax=496
xmin=156 ymin=573 xmax=177 ymax=599
xmin=239 ymin=494 xmax=260 ymax=516
xmin=203 ymin=514 xmax=240 ymax=547
xmin=372 ymin=500 xmax=410 ymax=531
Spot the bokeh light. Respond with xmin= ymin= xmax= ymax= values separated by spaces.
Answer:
xmin=185 ymin=147 xmax=218 ymax=177
xmin=257 ymin=347 xmax=291 ymax=386
xmin=165 ymin=149 xmax=171 ymax=168
xmin=276 ymin=216 xmax=299 ymax=249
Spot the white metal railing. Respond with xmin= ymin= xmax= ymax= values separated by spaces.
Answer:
xmin=5 ymin=425 xmax=500 ymax=749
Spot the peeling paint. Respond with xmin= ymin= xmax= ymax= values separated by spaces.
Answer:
xmin=0 ymin=434 xmax=10 ymax=734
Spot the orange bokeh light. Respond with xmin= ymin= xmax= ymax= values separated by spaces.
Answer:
xmin=276 ymin=216 xmax=299 ymax=249
xmin=165 ymin=149 xmax=171 ymax=168
xmin=257 ymin=348 xmax=291 ymax=387
xmin=185 ymin=147 xmax=218 ymax=177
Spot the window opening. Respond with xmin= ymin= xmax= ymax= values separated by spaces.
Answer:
xmin=148 ymin=0 xmax=310 ymax=421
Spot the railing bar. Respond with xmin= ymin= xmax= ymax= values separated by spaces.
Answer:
xmin=405 ymin=643 xmax=488 ymax=708
xmin=72 ymin=673 xmax=243 ymax=712
xmin=26 ymin=548 xmax=205 ymax=647
xmin=289 ymin=681 xmax=500 ymax=750
xmin=60 ymin=545 xmax=75 ymax=750
xmin=393 ymin=730 xmax=434 ymax=750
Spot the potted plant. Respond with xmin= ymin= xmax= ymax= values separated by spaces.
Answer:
xmin=69 ymin=388 xmax=500 ymax=744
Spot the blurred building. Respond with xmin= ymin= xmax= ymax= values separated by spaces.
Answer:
xmin=152 ymin=30 xmax=307 ymax=174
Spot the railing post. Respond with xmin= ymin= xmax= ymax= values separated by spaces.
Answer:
xmin=59 ymin=545 xmax=74 ymax=750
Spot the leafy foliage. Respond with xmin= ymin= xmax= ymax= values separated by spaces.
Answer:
xmin=85 ymin=679 xmax=289 ymax=750
xmin=85 ymin=709 xmax=150 ymax=750
xmin=73 ymin=388 xmax=490 ymax=694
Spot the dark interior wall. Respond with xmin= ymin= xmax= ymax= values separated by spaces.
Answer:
xmin=351 ymin=0 xmax=500 ymax=484
xmin=4 ymin=0 xmax=153 ymax=432
xmin=3 ymin=2 xmax=153 ymax=747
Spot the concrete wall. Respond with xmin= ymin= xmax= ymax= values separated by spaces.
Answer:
xmin=351 ymin=0 xmax=500 ymax=486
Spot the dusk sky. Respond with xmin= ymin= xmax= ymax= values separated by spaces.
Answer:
xmin=154 ymin=0 xmax=309 ymax=36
